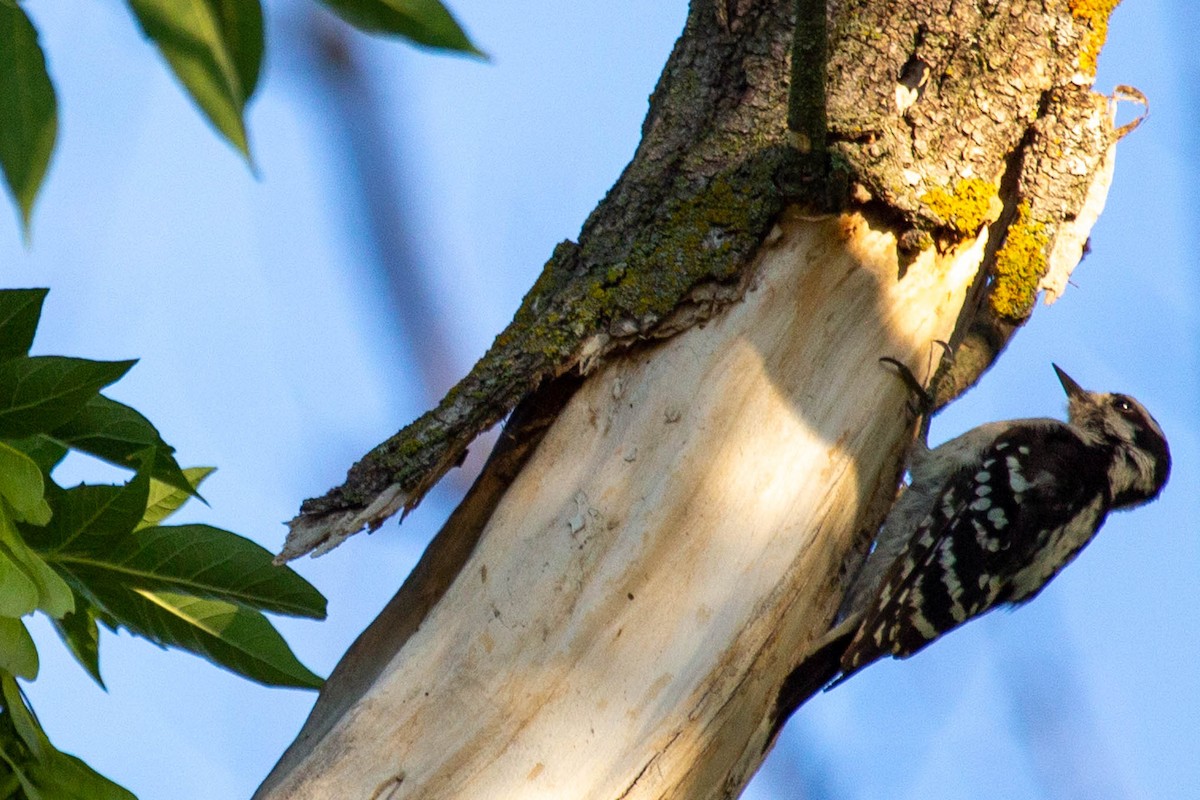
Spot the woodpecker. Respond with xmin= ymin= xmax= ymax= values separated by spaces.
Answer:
xmin=834 ymin=363 xmax=1170 ymax=681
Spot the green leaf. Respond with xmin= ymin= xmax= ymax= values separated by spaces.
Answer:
xmin=0 ymin=742 xmax=42 ymax=800
xmin=126 ymin=0 xmax=252 ymax=157
xmin=61 ymin=524 xmax=326 ymax=619
xmin=21 ymin=749 xmax=135 ymax=800
xmin=0 ymin=442 xmax=50 ymax=525
xmin=0 ymin=540 xmax=37 ymax=618
xmin=49 ymin=395 xmax=196 ymax=498
xmin=0 ymin=620 xmax=37 ymax=680
xmin=207 ymin=0 xmax=263 ymax=101
xmin=318 ymin=0 xmax=483 ymax=55
xmin=50 ymin=604 xmax=102 ymax=688
xmin=0 ymin=673 xmax=44 ymax=758
xmin=22 ymin=474 xmax=148 ymax=557
xmin=0 ymin=675 xmax=133 ymax=799
xmin=137 ymin=466 xmax=214 ymax=529
xmin=0 ymin=290 xmax=47 ymax=362
xmin=0 ymin=755 xmax=28 ymax=800
xmin=3 ymin=436 xmax=66 ymax=474
xmin=0 ymin=6 xmax=57 ymax=233
xmin=86 ymin=586 xmax=321 ymax=688
xmin=0 ymin=512 xmax=71 ymax=619
xmin=0 ymin=357 xmax=136 ymax=439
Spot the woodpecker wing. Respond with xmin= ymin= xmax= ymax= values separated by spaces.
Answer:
xmin=840 ymin=423 xmax=1108 ymax=676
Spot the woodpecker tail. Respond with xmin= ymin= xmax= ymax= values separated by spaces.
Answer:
xmin=766 ymin=616 xmax=862 ymax=750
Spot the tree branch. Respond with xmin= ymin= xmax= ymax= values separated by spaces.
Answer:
xmin=261 ymin=0 xmax=1130 ymax=796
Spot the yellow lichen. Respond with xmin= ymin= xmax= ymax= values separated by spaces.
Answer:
xmin=990 ymin=201 xmax=1050 ymax=320
xmin=920 ymin=178 xmax=998 ymax=237
xmin=1070 ymin=0 xmax=1121 ymax=75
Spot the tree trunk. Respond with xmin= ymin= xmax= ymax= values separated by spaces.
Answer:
xmin=258 ymin=1 xmax=1128 ymax=797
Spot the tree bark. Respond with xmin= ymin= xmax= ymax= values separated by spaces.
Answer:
xmin=258 ymin=1 xmax=1128 ymax=797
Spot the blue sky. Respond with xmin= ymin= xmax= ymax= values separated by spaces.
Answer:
xmin=4 ymin=1 xmax=1197 ymax=798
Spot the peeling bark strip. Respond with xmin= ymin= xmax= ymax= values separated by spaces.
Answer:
xmin=280 ymin=0 xmax=1124 ymax=562
xmin=259 ymin=212 xmax=989 ymax=798
xmin=278 ymin=2 xmax=799 ymax=561
xmin=263 ymin=1 xmax=1130 ymax=796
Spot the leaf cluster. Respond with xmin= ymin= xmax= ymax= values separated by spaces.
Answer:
xmin=0 ymin=289 xmax=327 ymax=797
xmin=0 ymin=0 xmax=482 ymax=233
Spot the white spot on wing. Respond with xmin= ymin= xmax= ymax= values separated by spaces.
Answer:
xmin=941 ymin=490 xmax=958 ymax=518
xmin=1007 ymin=456 xmax=1032 ymax=492
xmin=911 ymin=611 xmax=939 ymax=640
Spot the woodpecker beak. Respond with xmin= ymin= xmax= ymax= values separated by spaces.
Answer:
xmin=1052 ymin=364 xmax=1086 ymax=399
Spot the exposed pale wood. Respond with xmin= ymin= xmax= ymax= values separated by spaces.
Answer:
xmin=257 ymin=210 xmax=987 ymax=799
xmin=283 ymin=0 xmax=1120 ymax=562
xmin=263 ymin=1 xmax=1128 ymax=794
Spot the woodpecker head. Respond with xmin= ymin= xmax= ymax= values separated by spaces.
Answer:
xmin=1053 ymin=364 xmax=1171 ymax=508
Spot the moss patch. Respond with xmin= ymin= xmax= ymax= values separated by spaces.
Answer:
xmin=920 ymin=178 xmax=997 ymax=237
xmin=1070 ymin=0 xmax=1121 ymax=75
xmin=508 ymin=149 xmax=790 ymax=359
xmin=990 ymin=201 xmax=1049 ymax=320
xmin=347 ymin=148 xmax=795 ymax=497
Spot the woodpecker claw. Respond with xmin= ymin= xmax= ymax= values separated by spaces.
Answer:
xmin=879 ymin=357 xmax=933 ymax=415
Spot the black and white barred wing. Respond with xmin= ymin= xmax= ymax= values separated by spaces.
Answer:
xmin=840 ymin=425 xmax=1105 ymax=676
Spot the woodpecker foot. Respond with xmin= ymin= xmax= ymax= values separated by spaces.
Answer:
xmin=879 ymin=340 xmax=952 ymax=416
xmin=879 ymin=357 xmax=932 ymax=415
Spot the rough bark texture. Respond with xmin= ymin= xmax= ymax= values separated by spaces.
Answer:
xmin=279 ymin=0 xmax=1120 ymax=561
xmin=261 ymin=211 xmax=988 ymax=799
xmin=261 ymin=0 xmax=1127 ymax=797
xmin=279 ymin=1 xmax=803 ymax=560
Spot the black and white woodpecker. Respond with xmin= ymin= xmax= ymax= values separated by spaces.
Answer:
xmin=830 ymin=363 xmax=1171 ymax=682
